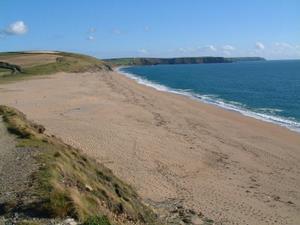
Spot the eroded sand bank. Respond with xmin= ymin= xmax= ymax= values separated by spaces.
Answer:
xmin=0 ymin=71 xmax=299 ymax=224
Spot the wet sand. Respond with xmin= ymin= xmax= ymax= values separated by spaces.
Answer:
xmin=0 ymin=71 xmax=299 ymax=224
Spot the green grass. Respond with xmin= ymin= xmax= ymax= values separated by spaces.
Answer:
xmin=0 ymin=105 xmax=161 ymax=225
xmin=23 ymin=55 xmax=110 ymax=75
xmin=0 ymin=52 xmax=112 ymax=84
xmin=83 ymin=215 xmax=111 ymax=225
xmin=0 ymin=68 xmax=11 ymax=77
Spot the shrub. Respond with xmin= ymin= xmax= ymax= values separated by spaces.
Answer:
xmin=83 ymin=215 xmax=111 ymax=225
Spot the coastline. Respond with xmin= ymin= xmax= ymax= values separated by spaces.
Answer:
xmin=0 ymin=71 xmax=299 ymax=224
xmin=116 ymin=66 xmax=300 ymax=133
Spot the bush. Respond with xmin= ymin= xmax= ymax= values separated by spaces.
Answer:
xmin=83 ymin=215 xmax=111 ymax=225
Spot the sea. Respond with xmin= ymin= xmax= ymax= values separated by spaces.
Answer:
xmin=119 ymin=60 xmax=300 ymax=133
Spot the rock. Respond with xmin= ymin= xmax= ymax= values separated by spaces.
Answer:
xmin=182 ymin=217 xmax=192 ymax=223
xmin=33 ymin=124 xmax=45 ymax=134
xmin=85 ymin=184 xmax=93 ymax=192
xmin=203 ymin=218 xmax=214 ymax=224
xmin=63 ymin=218 xmax=77 ymax=225
xmin=197 ymin=211 xmax=203 ymax=217
xmin=170 ymin=209 xmax=178 ymax=213
xmin=188 ymin=209 xmax=196 ymax=215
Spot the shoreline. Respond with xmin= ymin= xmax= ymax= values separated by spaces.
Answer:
xmin=116 ymin=66 xmax=300 ymax=133
xmin=0 ymin=71 xmax=299 ymax=224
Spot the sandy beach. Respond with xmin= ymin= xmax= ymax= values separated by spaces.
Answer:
xmin=0 ymin=71 xmax=299 ymax=225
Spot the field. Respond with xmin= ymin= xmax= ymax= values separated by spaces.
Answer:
xmin=0 ymin=52 xmax=111 ymax=83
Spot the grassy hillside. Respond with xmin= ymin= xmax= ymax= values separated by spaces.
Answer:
xmin=0 ymin=105 xmax=161 ymax=225
xmin=104 ymin=57 xmax=232 ymax=66
xmin=0 ymin=51 xmax=112 ymax=83
xmin=104 ymin=56 xmax=266 ymax=67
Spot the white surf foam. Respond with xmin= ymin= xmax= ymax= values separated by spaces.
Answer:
xmin=117 ymin=67 xmax=300 ymax=133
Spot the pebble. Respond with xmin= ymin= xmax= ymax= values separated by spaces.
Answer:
xmin=63 ymin=218 xmax=78 ymax=225
xmin=54 ymin=218 xmax=78 ymax=225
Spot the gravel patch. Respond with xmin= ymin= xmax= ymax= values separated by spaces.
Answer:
xmin=0 ymin=117 xmax=40 ymax=218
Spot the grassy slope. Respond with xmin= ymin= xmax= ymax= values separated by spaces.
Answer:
xmin=0 ymin=52 xmax=112 ymax=83
xmin=104 ymin=57 xmax=232 ymax=67
xmin=0 ymin=106 xmax=160 ymax=225
xmin=104 ymin=56 xmax=266 ymax=67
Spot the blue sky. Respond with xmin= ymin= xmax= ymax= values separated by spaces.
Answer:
xmin=1 ymin=0 xmax=299 ymax=59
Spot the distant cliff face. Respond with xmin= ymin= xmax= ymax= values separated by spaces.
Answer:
xmin=104 ymin=56 xmax=266 ymax=66
xmin=105 ymin=57 xmax=231 ymax=66
xmin=228 ymin=57 xmax=266 ymax=62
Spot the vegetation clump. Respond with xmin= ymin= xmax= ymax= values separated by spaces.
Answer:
xmin=83 ymin=215 xmax=111 ymax=225
xmin=0 ymin=62 xmax=22 ymax=74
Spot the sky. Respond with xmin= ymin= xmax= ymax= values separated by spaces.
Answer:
xmin=0 ymin=0 xmax=300 ymax=59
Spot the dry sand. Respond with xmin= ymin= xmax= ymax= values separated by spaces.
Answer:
xmin=0 ymin=71 xmax=299 ymax=225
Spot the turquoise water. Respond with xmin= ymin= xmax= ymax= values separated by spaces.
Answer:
xmin=120 ymin=60 xmax=300 ymax=132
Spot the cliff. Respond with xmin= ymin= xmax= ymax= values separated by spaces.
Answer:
xmin=104 ymin=56 xmax=266 ymax=67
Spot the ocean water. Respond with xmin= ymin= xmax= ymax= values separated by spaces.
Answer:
xmin=119 ymin=60 xmax=300 ymax=132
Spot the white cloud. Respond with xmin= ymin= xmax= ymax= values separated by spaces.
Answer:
xmin=222 ymin=45 xmax=235 ymax=51
xmin=5 ymin=21 xmax=28 ymax=35
xmin=176 ymin=45 xmax=235 ymax=56
xmin=138 ymin=49 xmax=148 ymax=54
xmin=196 ymin=45 xmax=217 ymax=55
xmin=274 ymin=42 xmax=292 ymax=49
xmin=87 ymin=35 xmax=95 ymax=41
xmin=257 ymin=42 xmax=300 ymax=59
xmin=220 ymin=45 xmax=235 ymax=56
xmin=255 ymin=42 xmax=265 ymax=50
xmin=86 ymin=27 xmax=96 ymax=41
xmin=203 ymin=45 xmax=217 ymax=51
